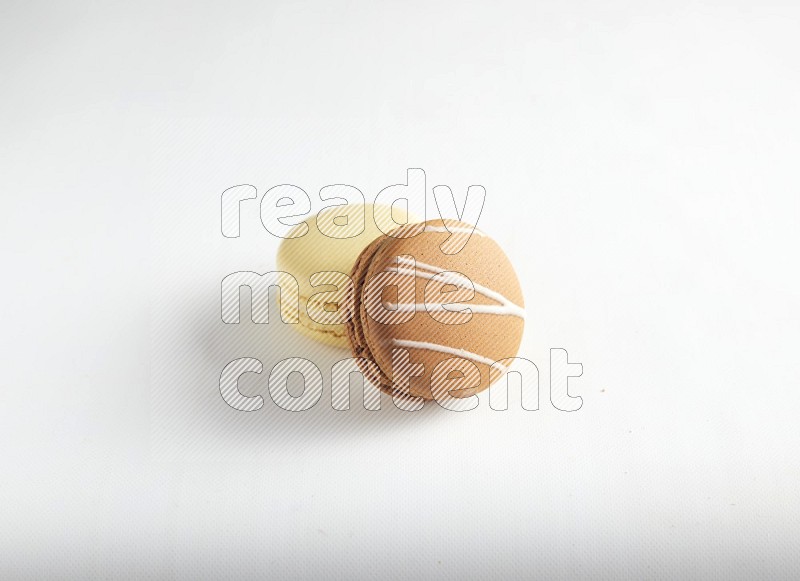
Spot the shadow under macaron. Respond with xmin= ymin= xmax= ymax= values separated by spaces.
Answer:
xmin=154 ymin=286 xmax=459 ymax=457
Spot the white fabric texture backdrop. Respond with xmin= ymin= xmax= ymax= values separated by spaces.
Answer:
xmin=1 ymin=1 xmax=798 ymax=579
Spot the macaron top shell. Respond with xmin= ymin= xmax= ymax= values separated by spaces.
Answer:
xmin=346 ymin=219 xmax=525 ymax=400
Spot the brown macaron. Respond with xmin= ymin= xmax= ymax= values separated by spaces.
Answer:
xmin=345 ymin=219 xmax=525 ymax=401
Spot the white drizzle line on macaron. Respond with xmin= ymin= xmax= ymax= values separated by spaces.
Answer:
xmin=393 ymin=339 xmax=509 ymax=375
xmin=384 ymin=256 xmax=526 ymax=319
xmin=422 ymin=225 xmax=486 ymax=237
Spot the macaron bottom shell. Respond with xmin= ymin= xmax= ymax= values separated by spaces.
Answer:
xmin=345 ymin=233 xmax=399 ymax=396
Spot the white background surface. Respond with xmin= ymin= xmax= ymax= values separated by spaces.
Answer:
xmin=2 ymin=1 xmax=799 ymax=579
